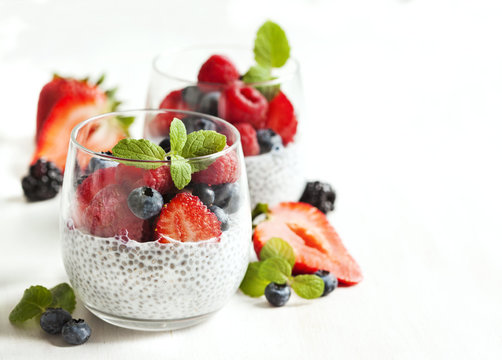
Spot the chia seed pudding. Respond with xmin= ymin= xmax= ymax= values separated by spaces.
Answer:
xmin=62 ymin=209 xmax=251 ymax=320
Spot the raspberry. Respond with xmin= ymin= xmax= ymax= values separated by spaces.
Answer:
xmin=191 ymin=147 xmax=239 ymax=185
xmin=149 ymin=90 xmax=189 ymax=137
xmin=266 ymin=91 xmax=297 ymax=145
xmin=133 ymin=165 xmax=173 ymax=195
xmin=197 ymin=55 xmax=240 ymax=85
xmin=234 ymin=123 xmax=259 ymax=156
xmin=218 ymin=85 xmax=268 ymax=128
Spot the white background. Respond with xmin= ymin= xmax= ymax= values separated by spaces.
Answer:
xmin=1 ymin=0 xmax=501 ymax=359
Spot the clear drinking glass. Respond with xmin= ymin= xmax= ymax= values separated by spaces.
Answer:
xmin=60 ymin=109 xmax=251 ymax=331
xmin=147 ymin=46 xmax=306 ymax=207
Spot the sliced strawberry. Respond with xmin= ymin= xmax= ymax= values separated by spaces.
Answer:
xmin=149 ymin=90 xmax=189 ymax=137
xmin=191 ymin=146 xmax=240 ymax=185
xmin=83 ymin=184 xmax=147 ymax=241
xmin=253 ymin=202 xmax=363 ymax=285
xmin=155 ymin=193 xmax=222 ymax=242
xmin=266 ymin=91 xmax=297 ymax=145
xmin=76 ymin=166 xmax=117 ymax=212
xmin=234 ymin=123 xmax=259 ymax=156
xmin=218 ymin=84 xmax=268 ymax=128
xmin=197 ymin=55 xmax=240 ymax=85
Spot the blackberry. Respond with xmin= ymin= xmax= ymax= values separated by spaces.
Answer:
xmin=299 ymin=181 xmax=336 ymax=214
xmin=21 ymin=159 xmax=63 ymax=201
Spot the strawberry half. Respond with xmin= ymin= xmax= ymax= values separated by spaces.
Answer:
xmin=155 ymin=193 xmax=222 ymax=243
xmin=266 ymin=91 xmax=297 ymax=145
xmin=253 ymin=202 xmax=363 ymax=285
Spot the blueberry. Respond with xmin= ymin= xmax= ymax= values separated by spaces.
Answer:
xmin=61 ymin=319 xmax=91 ymax=345
xmin=213 ymin=183 xmax=240 ymax=213
xmin=127 ymin=187 xmax=164 ymax=219
xmin=159 ymin=136 xmax=171 ymax=153
xmin=197 ymin=91 xmax=220 ymax=116
xmin=256 ymin=129 xmax=283 ymax=154
xmin=314 ymin=270 xmax=338 ymax=297
xmin=209 ymin=205 xmax=229 ymax=231
xmin=21 ymin=159 xmax=63 ymax=201
xmin=191 ymin=183 xmax=215 ymax=207
xmin=39 ymin=308 xmax=72 ymax=335
xmin=87 ymin=151 xmax=117 ymax=173
xmin=181 ymin=86 xmax=203 ymax=109
xmin=182 ymin=115 xmax=217 ymax=134
xmin=264 ymin=283 xmax=291 ymax=307
xmin=299 ymin=181 xmax=336 ymax=214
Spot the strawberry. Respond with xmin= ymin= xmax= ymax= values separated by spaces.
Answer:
xmin=197 ymin=55 xmax=240 ymax=85
xmin=83 ymin=184 xmax=147 ymax=241
xmin=218 ymin=84 xmax=268 ymax=128
xmin=253 ymin=202 xmax=363 ymax=285
xmin=155 ymin=193 xmax=222 ymax=242
xmin=32 ymin=75 xmax=129 ymax=171
xmin=266 ymin=91 xmax=297 ymax=145
xmin=148 ymin=90 xmax=189 ymax=137
xmin=191 ymin=146 xmax=240 ymax=185
xmin=234 ymin=123 xmax=259 ymax=156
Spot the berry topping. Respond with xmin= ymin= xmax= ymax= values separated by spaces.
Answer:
xmin=87 ymin=151 xmax=116 ymax=173
xmin=140 ymin=165 xmax=174 ymax=195
xmin=256 ymin=129 xmax=283 ymax=154
xmin=181 ymin=86 xmax=203 ymax=108
xmin=234 ymin=123 xmax=260 ymax=156
xmin=155 ymin=193 xmax=222 ymax=243
xmin=127 ymin=187 xmax=164 ymax=219
xmin=209 ymin=205 xmax=229 ymax=231
xmin=150 ymin=90 xmax=189 ymax=136
xmin=39 ymin=308 xmax=72 ymax=335
xmin=266 ymin=91 xmax=297 ymax=145
xmin=182 ymin=115 xmax=217 ymax=134
xmin=213 ymin=183 xmax=240 ymax=214
xmin=61 ymin=319 xmax=91 ymax=345
xmin=299 ymin=181 xmax=336 ymax=214
xmin=21 ymin=159 xmax=63 ymax=202
xmin=76 ymin=166 xmax=117 ymax=211
xmin=158 ymin=136 xmax=171 ymax=153
xmin=191 ymin=183 xmax=215 ymax=207
xmin=253 ymin=202 xmax=363 ymax=285
xmin=192 ymin=147 xmax=239 ymax=185
xmin=218 ymin=84 xmax=268 ymax=128
xmin=314 ymin=270 xmax=338 ymax=297
xmin=197 ymin=54 xmax=240 ymax=85
xmin=264 ymin=283 xmax=291 ymax=307
xmin=197 ymin=91 xmax=220 ymax=116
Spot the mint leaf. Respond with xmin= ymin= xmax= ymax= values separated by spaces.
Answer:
xmin=252 ymin=203 xmax=269 ymax=220
xmin=49 ymin=283 xmax=76 ymax=313
xmin=254 ymin=20 xmax=291 ymax=68
xmin=181 ymin=130 xmax=226 ymax=158
xmin=170 ymin=118 xmax=187 ymax=153
xmin=260 ymin=237 xmax=296 ymax=268
xmin=239 ymin=262 xmax=269 ymax=297
xmin=291 ymin=275 xmax=325 ymax=299
xmin=258 ymin=257 xmax=292 ymax=285
xmin=242 ymin=64 xmax=273 ymax=83
xmin=9 ymin=286 xmax=52 ymax=323
xmin=112 ymin=138 xmax=166 ymax=169
xmin=171 ymin=155 xmax=192 ymax=189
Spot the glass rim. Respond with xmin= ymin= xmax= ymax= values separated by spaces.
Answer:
xmin=152 ymin=44 xmax=301 ymax=87
xmin=70 ymin=109 xmax=241 ymax=164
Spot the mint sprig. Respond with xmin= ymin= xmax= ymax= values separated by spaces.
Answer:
xmin=9 ymin=283 xmax=76 ymax=324
xmin=239 ymin=237 xmax=325 ymax=302
xmin=112 ymin=138 xmax=166 ymax=169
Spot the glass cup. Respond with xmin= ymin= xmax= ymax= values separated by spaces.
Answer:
xmin=60 ymin=109 xmax=251 ymax=331
xmin=147 ymin=45 xmax=306 ymax=208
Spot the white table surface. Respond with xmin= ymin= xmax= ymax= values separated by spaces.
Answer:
xmin=1 ymin=0 xmax=501 ymax=359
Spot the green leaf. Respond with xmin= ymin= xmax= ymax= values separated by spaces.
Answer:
xmin=49 ymin=283 xmax=76 ymax=314
xmin=260 ymin=237 xmax=296 ymax=267
xmin=95 ymin=73 xmax=105 ymax=86
xmin=258 ymin=257 xmax=292 ymax=285
xmin=252 ymin=203 xmax=269 ymax=220
xmin=170 ymin=118 xmax=187 ymax=153
xmin=171 ymin=155 xmax=192 ymax=189
xmin=181 ymin=130 xmax=226 ymax=158
xmin=291 ymin=275 xmax=325 ymax=299
xmin=254 ymin=20 xmax=291 ymax=68
xmin=112 ymin=138 xmax=166 ymax=169
xmin=9 ymin=286 xmax=53 ymax=323
xmin=239 ymin=262 xmax=269 ymax=297
xmin=242 ymin=64 xmax=273 ymax=83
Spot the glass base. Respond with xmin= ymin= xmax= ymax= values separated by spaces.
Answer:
xmin=86 ymin=305 xmax=217 ymax=331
